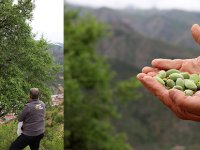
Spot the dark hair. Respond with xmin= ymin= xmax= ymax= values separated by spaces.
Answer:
xmin=30 ymin=88 xmax=39 ymax=99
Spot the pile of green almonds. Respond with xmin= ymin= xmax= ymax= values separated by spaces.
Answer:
xmin=154 ymin=69 xmax=200 ymax=96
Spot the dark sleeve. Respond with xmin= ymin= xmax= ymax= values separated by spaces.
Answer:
xmin=18 ymin=105 xmax=30 ymax=122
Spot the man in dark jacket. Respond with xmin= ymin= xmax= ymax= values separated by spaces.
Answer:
xmin=9 ymin=88 xmax=45 ymax=150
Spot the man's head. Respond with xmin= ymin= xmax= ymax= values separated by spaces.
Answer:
xmin=30 ymin=88 xmax=40 ymax=99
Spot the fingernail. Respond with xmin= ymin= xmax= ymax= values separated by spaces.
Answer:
xmin=137 ymin=73 xmax=143 ymax=80
xmin=191 ymin=24 xmax=199 ymax=30
xmin=152 ymin=59 xmax=160 ymax=66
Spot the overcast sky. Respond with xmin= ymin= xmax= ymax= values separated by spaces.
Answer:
xmin=31 ymin=0 xmax=63 ymax=43
xmin=66 ymin=0 xmax=200 ymax=11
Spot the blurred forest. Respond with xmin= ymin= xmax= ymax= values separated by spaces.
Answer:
xmin=66 ymin=3 xmax=200 ymax=150
xmin=64 ymin=5 xmax=141 ymax=150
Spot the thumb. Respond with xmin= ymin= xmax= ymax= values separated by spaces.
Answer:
xmin=191 ymin=24 xmax=200 ymax=45
xmin=152 ymin=59 xmax=183 ymax=70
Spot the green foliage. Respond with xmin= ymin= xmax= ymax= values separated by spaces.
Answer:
xmin=0 ymin=120 xmax=17 ymax=147
xmin=40 ymin=106 xmax=64 ymax=150
xmin=115 ymin=77 xmax=141 ymax=103
xmin=65 ymin=7 xmax=136 ymax=150
xmin=0 ymin=0 xmax=59 ymax=115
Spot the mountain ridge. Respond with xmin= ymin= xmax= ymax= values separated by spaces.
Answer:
xmin=67 ymin=5 xmax=200 ymax=150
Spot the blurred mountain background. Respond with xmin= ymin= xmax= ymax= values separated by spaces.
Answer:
xmin=48 ymin=43 xmax=64 ymax=93
xmin=67 ymin=3 xmax=200 ymax=150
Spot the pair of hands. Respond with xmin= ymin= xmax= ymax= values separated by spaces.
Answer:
xmin=137 ymin=24 xmax=200 ymax=121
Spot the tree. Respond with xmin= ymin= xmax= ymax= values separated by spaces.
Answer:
xmin=65 ymin=8 xmax=132 ymax=150
xmin=0 ymin=0 xmax=59 ymax=115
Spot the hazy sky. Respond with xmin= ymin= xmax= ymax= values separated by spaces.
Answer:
xmin=31 ymin=0 xmax=63 ymax=43
xmin=66 ymin=0 xmax=200 ymax=11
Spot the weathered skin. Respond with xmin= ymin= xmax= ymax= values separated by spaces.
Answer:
xmin=137 ymin=24 xmax=200 ymax=122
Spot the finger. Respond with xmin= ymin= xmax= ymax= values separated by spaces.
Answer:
xmin=137 ymin=74 xmax=157 ymax=96
xmin=142 ymin=76 xmax=172 ymax=107
xmin=142 ymin=66 xmax=159 ymax=74
xmin=138 ymin=74 xmax=162 ymax=94
xmin=137 ymin=73 xmax=149 ymax=86
xmin=191 ymin=24 xmax=200 ymax=45
xmin=137 ymin=73 xmax=153 ymax=90
xmin=152 ymin=59 xmax=183 ymax=70
xmin=142 ymin=76 xmax=166 ymax=96
xmin=137 ymin=73 xmax=146 ymax=81
xmin=147 ymin=72 xmax=157 ymax=77
xmin=169 ymin=89 xmax=200 ymax=116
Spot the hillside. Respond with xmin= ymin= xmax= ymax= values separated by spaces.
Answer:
xmin=97 ymin=21 xmax=199 ymax=70
xmin=93 ymin=7 xmax=200 ymax=49
xmin=67 ymin=5 xmax=200 ymax=150
xmin=70 ymin=5 xmax=200 ymax=72
xmin=49 ymin=43 xmax=64 ymax=65
xmin=48 ymin=43 xmax=64 ymax=93
xmin=71 ymin=5 xmax=200 ymax=49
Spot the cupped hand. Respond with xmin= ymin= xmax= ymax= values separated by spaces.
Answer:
xmin=137 ymin=24 xmax=200 ymax=121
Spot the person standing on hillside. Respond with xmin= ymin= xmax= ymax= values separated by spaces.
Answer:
xmin=9 ymin=88 xmax=46 ymax=150
xmin=137 ymin=24 xmax=200 ymax=121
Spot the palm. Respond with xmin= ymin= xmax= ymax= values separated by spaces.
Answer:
xmin=137 ymin=24 xmax=200 ymax=121
xmin=152 ymin=58 xmax=200 ymax=74
xmin=137 ymin=72 xmax=200 ymax=121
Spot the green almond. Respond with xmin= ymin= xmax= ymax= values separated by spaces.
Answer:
xmin=184 ymin=79 xmax=197 ymax=90
xmin=184 ymin=89 xmax=194 ymax=96
xmin=154 ymin=76 xmax=165 ymax=85
xmin=166 ymin=79 xmax=175 ymax=88
xmin=166 ymin=69 xmax=180 ymax=77
xmin=180 ymin=72 xmax=190 ymax=79
xmin=190 ymin=74 xmax=200 ymax=84
xmin=157 ymin=70 xmax=166 ymax=79
xmin=197 ymin=81 xmax=200 ymax=89
xmin=169 ymin=73 xmax=184 ymax=81
xmin=176 ymin=78 xmax=185 ymax=89
xmin=173 ymin=85 xmax=183 ymax=91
